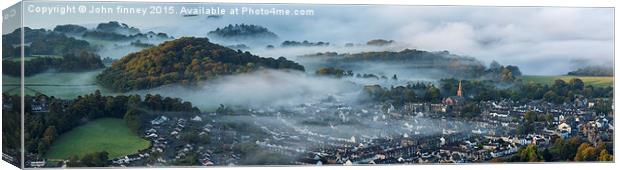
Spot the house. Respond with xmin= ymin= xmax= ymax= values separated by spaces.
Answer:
xmin=151 ymin=116 xmax=169 ymax=125
xmin=28 ymin=160 xmax=46 ymax=167
xmin=191 ymin=115 xmax=203 ymax=122
xmin=557 ymin=122 xmax=572 ymax=139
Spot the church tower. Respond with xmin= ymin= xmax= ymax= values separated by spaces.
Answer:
xmin=457 ymin=80 xmax=462 ymax=97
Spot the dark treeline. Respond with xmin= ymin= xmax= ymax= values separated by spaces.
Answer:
xmin=82 ymin=31 xmax=172 ymax=41
xmin=2 ymin=27 xmax=91 ymax=58
xmin=54 ymin=22 xmax=171 ymax=41
xmin=366 ymin=39 xmax=394 ymax=46
xmin=130 ymin=40 xmax=155 ymax=48
xmin=485 ymin=60 xmax=522 ymax=82
xmin=315 ymin=66 xmax=395 ymax=80
xmin=53 ymin=24 xmax=88 ymax=34
xmin=95 ymin=21 xmax=140 ymax=34
xmin=66 ymin=151 xmax=110 ymax=167
xmin=364 ymin=77 xmax=613 ymax=109
xmin=2 ymin=51 xmax=105 ymax=77
xmin=97 ymin=37 xmax=305 ymax=92
xmin=83 ymin=31 xmax=133 ymax=41
xmin=315 ymin=67 xmax=353 ymax=78
xmin=301 ymin=50 xmax=521 ymax=82
xmin=13 ymin=91 xmax=200 ymax=157
xmin=1 ymin=95 xmax=21 ymax=166
xmin=208 ymin=24 xmax=278 ymax=40
xmin=363 ymin=82 xmax=440 ymax=104
xmin=281 ymin=40 xmax=330 ymax=47
xmin=567 ymin=65 xmax=613 ymax=77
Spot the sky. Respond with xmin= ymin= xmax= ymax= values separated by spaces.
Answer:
xmin=11 ymin=1 xmax=615 ymax=75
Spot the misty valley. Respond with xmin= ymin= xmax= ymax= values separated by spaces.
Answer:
xmin=1 ymin=7 xmax=614 ymax=168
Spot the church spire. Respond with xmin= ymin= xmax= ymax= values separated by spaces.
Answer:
xmin=457 ymin=80 xmax=462 ymax=97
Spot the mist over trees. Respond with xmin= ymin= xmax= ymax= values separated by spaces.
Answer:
xmin=301 ymin=50 xmax=522 ymax=82
xmin=2 ymin=51 xmax=105 ymax=77
xmin=366 ymin=39 xmax=394 ymax=46
xmin=54 ymin=21 xmax=172 ymax=42
xmin=97 ymin=37 xmax=305 ymax=92
xmin=208 ymin=24 xmax=278 ymax=40
xmin=95 ymin=21 xmax=141 ymax=35
xmin=2 ymin=27 xmax=92 ymax=58
xmin=363 ymin=77 xmax=612 ymax=111
xmin=567 ymin=65 xmax=613 ymax=77
xmin=53 ymin=24 xmax=88 ymax=34
xmin=315 ymin=67 xmax=353 ymax=78
xmin=281 ymin=40 xmax=330 ymax=47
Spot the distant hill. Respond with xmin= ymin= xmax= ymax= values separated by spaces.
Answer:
xmin=2 ymin=27 xmax=92 ymax=58
xmin=567 ymin=65 xmax=613 ymax=77
xmin=96 ymin=37 xmax=305 ymax=92
xmin=301 ymin=50 xmax=486 ymax=78
xmin=53 ymin=21 xmax=173 ymax=42
xmin=83 ymin=22 xmax=172 ymax=41
xmin=366 ymin=39 xmax=394 ymax=46
xmin=281 ymin=40 xmax=330 ymax=48
xmin=301 ymin=49 xmax=520 ymax=81
xmin=95 ymin=21 xmax=140 ymax=35
xmin=207 ymin=24 xmax=278 ymax=42
xmin=53 ymin=24 xmax=88 ymax=34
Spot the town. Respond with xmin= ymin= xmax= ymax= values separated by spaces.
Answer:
xmin=38 ymin=83 xmax=606 ymax=167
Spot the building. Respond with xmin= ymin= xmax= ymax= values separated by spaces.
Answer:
xmin=443 ymin=81 xmax=465 ymax=106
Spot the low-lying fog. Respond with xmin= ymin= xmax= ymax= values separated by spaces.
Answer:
xmin=132 ymin=69 xmax=361 ymax=110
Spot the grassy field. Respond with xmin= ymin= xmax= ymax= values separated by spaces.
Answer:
xmin=3 ymin=55 xmax=63 ymax=62
xmin=2 ymin=69 xmax=113 ymax=98
xmin=45 ymin=118 xmax=150 ymax=160
xmin=521 ymin=75 xmax=613 ymax=87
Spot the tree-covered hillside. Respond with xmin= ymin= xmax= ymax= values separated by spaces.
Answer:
xmin=2 ymin=27 xmax=92 ymax=58
xmin=3 ymin=51 xmax=105 ymax=76
xmin=97 ymin=37 xmax=304 ymax=92
xmin=207 ymin=24 xmax=278 ymax=40
xmin=568 ymin=65 xmax=613 ymax=77
xmin=301 ymin=50 xmax=521 ymax=80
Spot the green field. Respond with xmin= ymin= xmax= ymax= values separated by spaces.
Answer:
xmin=2 ymin=69 xmax=115 ymax=98
xmin=521 ymin=75 xmax=614 ymax=87
xmin=45 ymin=118 xmax=150 ymax=160
xmin=3 ymin=55 xmax=63 ymax=62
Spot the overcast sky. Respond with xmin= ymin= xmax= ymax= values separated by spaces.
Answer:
xmin=15 ymin=1 xmax=615 ymax=75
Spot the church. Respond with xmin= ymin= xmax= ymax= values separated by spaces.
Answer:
xmin=442 ymin=81 xmax=465 ymax=106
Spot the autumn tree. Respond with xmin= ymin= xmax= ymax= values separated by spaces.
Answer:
xmin=574 ymin=143 xmax=598 ymax=161
xmin=598 ymin=150 xmax=614 ymax=161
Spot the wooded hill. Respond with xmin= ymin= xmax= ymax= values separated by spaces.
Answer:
xmin=97 ymin=37 xmax=305 ymax=92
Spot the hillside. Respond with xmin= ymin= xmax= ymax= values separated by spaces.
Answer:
xmin=567 ymin=65 xmax=613 ymax=77
xmin=303 ymin=50 xmax=514 ymax=80
xmin=54 ymin=21 xmax=172 ymax=42
xmin=207 ymin=24 xmax=278 ymax=41
xmin=96 ymin=37 xmax=304 ymax=92
xmin=2 ymin=27 xmax=92 ymax=58
xmin=3 ymin=51 xmax=105 ymax=77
